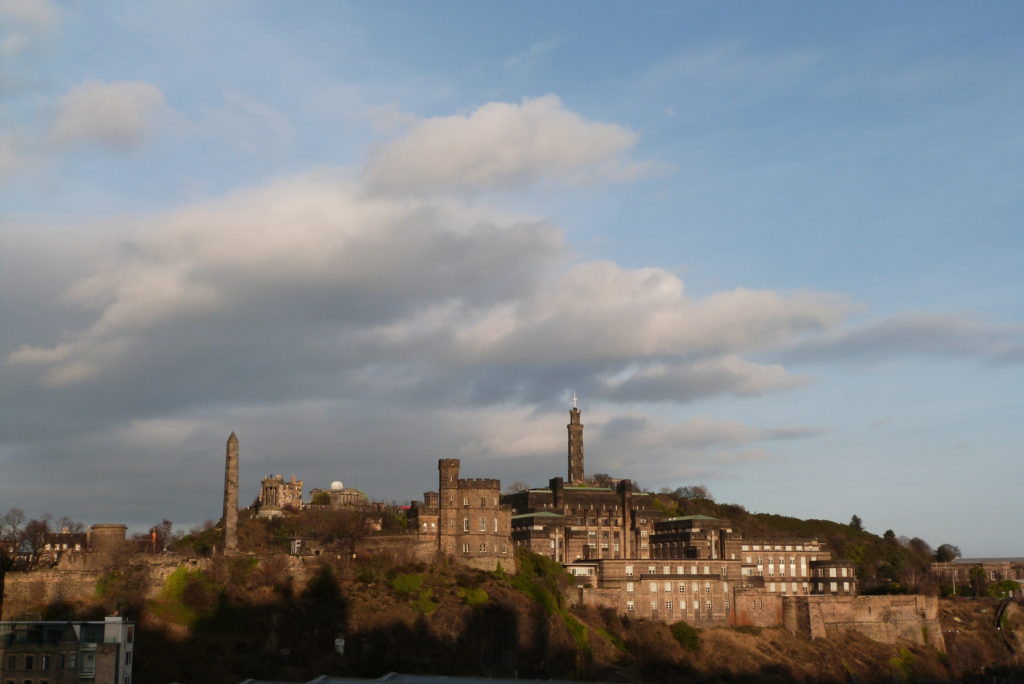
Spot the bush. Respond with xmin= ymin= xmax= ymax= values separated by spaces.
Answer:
xmin=669 ymin=620 xmax=701 ymax=652
xmin=412 ymin=589 xmax=438 ymax=615
xmin=459 ymin=586 xmax=489 ymax=606
xmin=390 ymin=573 xmax=424 ymax=595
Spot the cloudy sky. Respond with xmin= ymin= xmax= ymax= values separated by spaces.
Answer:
xmin=2 ymin=1 xmax=1022 ymax=556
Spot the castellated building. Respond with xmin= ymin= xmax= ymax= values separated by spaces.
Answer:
xmin=495 ymin=404 xmax=857 ymax=626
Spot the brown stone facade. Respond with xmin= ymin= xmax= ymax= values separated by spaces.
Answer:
xmin=435 ymin=459 xmax=513 ymax=571
xmin=505 ymin=478 xmax=659 ymax=562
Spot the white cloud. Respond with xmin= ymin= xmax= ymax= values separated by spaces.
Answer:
xmin=0 ymin=0 xmax=57 ymax=57
xmin=50 ymin=80 xmax=170 ymax=151
xmin=362 ymin=94 xmax=643 ymax=193
xmin=600 ymin=356 xmax=810 ymax=402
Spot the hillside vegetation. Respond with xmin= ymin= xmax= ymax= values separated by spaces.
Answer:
xmin=9 ymin=545 xmax=1023 ymax=683
xmin=649 ymin=488 xmax=947 ymax=594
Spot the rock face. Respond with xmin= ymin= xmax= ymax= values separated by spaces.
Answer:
xmin=223 ymin=432 xmax=239 ymax=554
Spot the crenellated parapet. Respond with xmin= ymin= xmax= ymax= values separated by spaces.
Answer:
xmin=457 ymin=478 xmax=501 ymax=489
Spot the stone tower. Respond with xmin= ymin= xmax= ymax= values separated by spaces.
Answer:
xmin=567 ymin=403 xmax=584 ymax=484
xmin=438 ymin=458 xmax=461 ymax=554
xmin=223 ymin=432 xmax=239 ymax=554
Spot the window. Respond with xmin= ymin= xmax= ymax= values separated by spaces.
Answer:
xmin=664 ymin=582 xmax=672 ymax=593
xmin=479 ymin=543 xmax=487 ymax=552
xmin=463 ymin=497 xmax=469 ymax=506
xmin=678 ymin=583 xmax=686 ymax=593
xmin=647 ymin=565 xmax=656 ymax=574
xmin=480 ymin=497 xmax=486 ymax=506
xmin=665 ymin=600 xmax=673 ymax=611
xmin=461 ymin=543 xmax=469 ymax=553
xmin=626 ymin=600 xmax=635 ymax=611
xmin=41 ymin=655 xmax=50 ymax=670
xmin=649 ymin=582 xmax=657 ymax=593
xmin=493 ymin=518 xmax=498 ymax=533
xmin=625 ymin=565 xmax=633 ymax=576
xmin=480 ymin=517 xmax=486 ymax=532
xmin=705 ymin=583 xmax=711 ymax=593
xmin=676 ymin=565 xmax=684 ymax=574
xmin=626 ymin=582 xmax=634 ymax=594
xmin=6 ymin=655 xmax=14 ymax=670
xmin=58 ymin=654 xmax=64 ymax=669
xmin=68 ymin=655 xmax=76 ymax=669
xmin=650 ymin=600 xmax=658 ymax=611
xmin=25 ymin=655 xmax=34 ymax=670
xmin=830 ymin=581 xmax=838 ymax=592
xmin=706 ymin=601 xmax=712 ymax=613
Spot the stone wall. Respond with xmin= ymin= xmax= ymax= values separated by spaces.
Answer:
xmin=783 ymin=594 xmax=944 ymax=650
xmin=0 ymin=555 xmax=212 ymax=620
xmin=731 ymin=589 xmax=784 ymax=627
xmin=356 ymin=535 xmax=437 ymax=565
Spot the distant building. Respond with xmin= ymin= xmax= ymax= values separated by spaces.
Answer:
xmin=308 ymin=481 xmax=368 ymax=509
xmin=256 ymin=474 xmax=304 ymax=518
xmin=0 ymin=616 xmax=134 ymax=684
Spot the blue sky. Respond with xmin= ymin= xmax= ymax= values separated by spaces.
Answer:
xmin=2 ymin=1 xmax=1022 ymax=556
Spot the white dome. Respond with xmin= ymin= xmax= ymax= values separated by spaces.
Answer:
xmin=330 ymin=481 xmax=344 ymax=490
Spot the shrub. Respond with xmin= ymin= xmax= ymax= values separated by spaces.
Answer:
xmin=459 ymin=586 xmax=490 ymax=606
xmin=669 ymin=621 xmax=701 ymax=652
xmin=390 ymin=573 xmax=424 ymax=595
xmin=412 ymin=589 xmax=438 ymax=615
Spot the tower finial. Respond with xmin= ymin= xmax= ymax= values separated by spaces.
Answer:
xmin=572 ymin=390 xmax=578 ymax=409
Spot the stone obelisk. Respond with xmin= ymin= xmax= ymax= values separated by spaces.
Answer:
xmin=223 ymin=432 xmax=239 ymax=554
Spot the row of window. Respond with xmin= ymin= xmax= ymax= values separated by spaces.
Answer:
xmin=745 ymin=556 xmax=816 ymax=565
xmin=459 ymin=542 xmax=509 ymax=554
xmin=740 ymin=544 xmax=819 ymax=552
xmin=4 ymin=653 xmax=73 ymax=671
xmin=625 ymin=565 xmax=725 ymax=577
xmin=447 ymin=497 xmax=500 ymax=508
xmin=458 ymin=517 xmax=501 ymax=532
xmin=626 ymin=580 xmax=728 ymax=595
xmin=625 ymin=599 xmax=728 ymax=615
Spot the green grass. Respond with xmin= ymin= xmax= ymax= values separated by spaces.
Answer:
xmin=390 ymin=572 xmax=425 ymax=595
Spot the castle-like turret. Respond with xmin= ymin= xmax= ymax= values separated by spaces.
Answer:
xmin=567 ymin=395 xmax=584 ymax=484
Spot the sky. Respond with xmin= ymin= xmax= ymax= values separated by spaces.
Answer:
xmin=1 ymin=1 xmax=1022 ymax=556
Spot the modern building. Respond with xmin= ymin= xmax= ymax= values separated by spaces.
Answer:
xmin=0 ymin=617 xmax=134 ymax=684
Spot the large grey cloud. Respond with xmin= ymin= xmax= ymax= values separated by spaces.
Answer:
xmin=5 ymin=96 xmax=1018 ymax=530
xmin=780 ymin=313 xmax=1024 ymax=365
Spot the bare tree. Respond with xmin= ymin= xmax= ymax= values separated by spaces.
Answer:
xmin=1 ymin=508 xmax=25 ymax=541
xmin=505 ymin=481 xmax=530 ymax=494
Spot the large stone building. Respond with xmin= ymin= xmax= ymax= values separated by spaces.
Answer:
xmin=496 ymin=404 xmax=853 ymax=626
xmin=0 ymin=617 xmax=134 ymax=684
xmin=504 ymin=406 xmax=661 ymax=562
xmin=408 ymin=460 xmax=513 ymax=571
